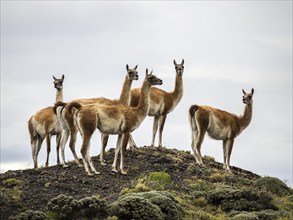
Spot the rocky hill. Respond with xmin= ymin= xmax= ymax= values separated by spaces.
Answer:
xmin=1 ymin=146 xmax=292 ymax=220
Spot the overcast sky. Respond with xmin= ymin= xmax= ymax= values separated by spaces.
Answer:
xmin=1 ymin=1 xmax=292 ymax=186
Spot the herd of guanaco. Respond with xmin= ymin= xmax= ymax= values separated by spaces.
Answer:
xmin=28 ymin=59 xmax=254 ymax=175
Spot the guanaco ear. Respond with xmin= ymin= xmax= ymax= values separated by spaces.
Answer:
xmin=150 ymin=69 xmax=153 ymax=75
xmin=134 ymin=65 xmax=138 ymax=70
xmin=146 ymin=68 xmax=148 ymax=75
xmin=53 ymin=75 xmax=57 ymax=81
xmin=126 ymin=64 xmax=129 ymax=71
xmin=173 ymin=59 xmax=177 ymax=66
xmin=251 ymin=88 xmax=254 ymax=95
xmin=242 ymin=89 xmax=246 ymax=95
xmin=61 ymin=74 xmax=65 ymax=81
xmin=181 ymin=59 xmax=184 ymax=65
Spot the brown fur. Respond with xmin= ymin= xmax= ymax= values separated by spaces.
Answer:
xmin=75 ymin=70 xmax=163 ymax=176
xmin=129 ymin=59 xmax=184 ymax=148
xmin=189 ymin=89 xmax=254 ymax=173
xmin=55 ymin=65 xmax=139 ymax=167
xmin=28 ymin=75 xmax=64 ymax=168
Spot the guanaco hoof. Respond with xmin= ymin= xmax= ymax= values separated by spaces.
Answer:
xmin=225 ymin=169 xmax=233 ymax=175
xmin=112 ymin=168 xmax=119 ymax=173
xmin=129 ymin=144 xmax=137 ymax=149
xmin=121 ymin=169 xmax=127 ymax=175
xmin=62 ymin=164 xmax=69 ymax=168
xmin=87 ymin=172 xmax=94 ymax=177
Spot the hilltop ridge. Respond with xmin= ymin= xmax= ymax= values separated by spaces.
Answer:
xmin=1 ymin=146 xmax=292 ymax=219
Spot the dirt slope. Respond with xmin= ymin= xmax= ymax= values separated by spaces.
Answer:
xmin=0 ymin=146 xmax=260 ymax=219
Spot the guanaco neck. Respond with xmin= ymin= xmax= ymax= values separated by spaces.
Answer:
xmin=239 ymin=102 xmax=253 ymax=132
xmin=136 ymin=78 xmax=151 ymax=117
xmin=170 ymin=74 xmax=183 ymax=106
xmin=119 ymin=76 xmax=133 ymax=105
xmin=55 ymin=88 xmax=63 ymax=103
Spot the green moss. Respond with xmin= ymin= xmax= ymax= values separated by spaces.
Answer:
xmin=136 ymin=171 xmax=171 ymax=190
xmin=0 ymin=187 xmax=22 ymax=203
xmin=204 ymin=155 xmax=216 ymax=162
xmin=3 ymin=178 xmax=22 ymax=188
xmin=255 ymin=177 xmax=293 ymax=196
xmin=1 ymin=178 xmax=23 ymax=203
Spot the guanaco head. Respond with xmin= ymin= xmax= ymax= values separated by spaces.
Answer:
xmin=53 ymin=74 xmax=65 ymax=90
xmin=173 ymin=59 xmax=184 ymax=76
xmin=145 ymin=69 xmax=163 ymax=86
xmin=242 ymin=88 xmax=254 ymax=104
xmin=126 ymin=64 xmax=139 ymax=81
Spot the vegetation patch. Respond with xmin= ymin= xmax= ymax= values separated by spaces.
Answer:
xmin=203 ymin=155 xmax=216 ymax=163
xmin=9 ymin=210 xmax=47 ymax=220
xmin=1 ymin=146 xmax=291 ymax=220
xmin=109 ymin=195 xmax=164 ymax=220
xmin=110 ymin=190 xmax=183 ymax=220
xmin=254 ymin=176 xmax=293 ymax=196
xmin=254 ymin=209 xmax=281 ymax=220
xmin=0 ymin=178 xmax=23 ymax=203
xmin=208 ymin=172 xmax=226 ymax=182
xmin=207 ymin=185 xmax=276 ymax=212
xmin=230 ymin=212 xmax=259 ymax=220
xmin=47 ymin=194 xmax=108 ymax=220
xmin=133 ymin=171 xmax=171 ymax=191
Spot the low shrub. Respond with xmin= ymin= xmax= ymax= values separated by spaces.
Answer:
xmin=132 ymin=191 xmax=183 ymax=219
xmin=207 ymin=186 xmax=276 ymax=212
xmin=193 ymin=210 xmax=217 ymax=220
xmin=78 ymin=196 xmax=108 ymax=219
xmin=110 ymin=195 xmax=164 ymax=220
xmin=254 ymin=177 xmax=293 ymax=196
xmin=255 ymin=210 xmax=280 ymax=220
xmin=47 ymin=194 xmax=79 ymax=220
xmin=186 ymin=178 xmax=214 ymax=192
xmin=9 ymin=210 xmax=46 ymax=220
xmin=110 ymin=191 xmax=183 ymax=220
xmin=208 ymin=173 xmax=225 ymax=182
xmin=230 ymin=212 xmax=259 ymax=220
xmin=47 ymin=194 xmax=108 ymax=220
